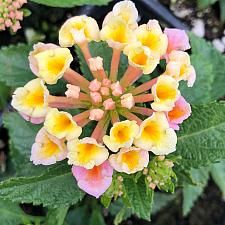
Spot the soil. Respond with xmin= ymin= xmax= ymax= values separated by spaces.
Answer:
xmin=1 ymin=1 xmax=225 ymax=225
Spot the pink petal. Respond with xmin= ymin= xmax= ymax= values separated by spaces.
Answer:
xmin=72 ymin=161 xmax=113 ymax=198
xmin=19 ymin=112 xmax=45 ymax=124
xmin=164 ymin=28 xmax=191 ymax=54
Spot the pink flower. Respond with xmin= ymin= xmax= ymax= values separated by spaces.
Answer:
xmin=166 ymin=96 xmax=191 ymax=130
xmin=103 ymin=98 xmax=115 ymax=110
xmin=89 ymin=109 xmax=104 ymax=121
xmin=90 ymin=91 xmax=102 ymax=103
xmin=120 ymin=93 xmax=134 ymax=109
xmin=11 ymin=21 xmax=21 ymax=32
xmin=102 ymin=78 xmax=111 ymax=87
xmin=89 ymin=79 xmax=101 ymax=92
xmin=5 ymin=19 xmax=12 ymax=27
xmin=100 ymin=87 xmax=110 ymax=96
xmin=65 ymin=84 xmax=80 ymax=99
xmin=72 ymin=160 xmax=113 ymax=198
xmin=15 ymin=10 xmax=23 ymax=20
xmin=164 ymin=28 xmax=191 ymax=55
xmin=111 ymin=81 xmax=123 ymax=96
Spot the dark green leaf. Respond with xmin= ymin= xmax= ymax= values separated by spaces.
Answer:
xmin=0 ymin=44 xmax=34 ymax=87
xmin=30 ymin=0 xmax=111 ymax=7
xmin=0 ymin=82 xmax=10 ymax=110
xmin=197 ymin=0 xmax=217 ymax=8
xmin=45 ymin=206 xmax=69 ymax=225
xmin=175 ymin=102 xmax=225 ymax=168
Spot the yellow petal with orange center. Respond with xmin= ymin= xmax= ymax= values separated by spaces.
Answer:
xmin=11 ymin=78 xmax=49 ymax=118
xmin=44 ymin=108 xmax=82 ymax=141
xmin=67 ymin=137 xmax=109 ymax=169
xmin=34 ymin=48 xmax=73 ymax=84
xmin=134 ymin=112 xmax=177 ymax=155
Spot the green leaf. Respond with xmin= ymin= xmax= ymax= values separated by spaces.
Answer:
xmin=197 ymin=0 xmax=217 ymax=8
xmin=220 ymin=0 xmax=225 ymax=22
xmin=45 ymin=206 xmax=69 ymax=225
xmin=151 ymin=192 xmax=177 ymax=215
xmin=0 ymin=199 xmax=43 ymax=225
xmin=89 ymin=208 xmax=106 ymax=225
xmin=0 ymin=82 xmax=10 ymax=110
xmin=0 ymin=44 xmax=34 ymax=87
xmin=30 ymin=0 xmax=111 ymax=8
xmin=182 ymin=168 xmax=209 ymax=216
xmin=181 ymin=33 xmax=225 ymax=104
xmin=211 ymin=161 xmax=225 ymax=197
xmin=175 ymin=102 xmax=225 ymax=168
xmin=0 ymin=163 xmax=84 ymax=207
xmin=123 ymin=176 xmax=154 ymax=221
xmin=75 ymin=41 xmax=128 ymax=81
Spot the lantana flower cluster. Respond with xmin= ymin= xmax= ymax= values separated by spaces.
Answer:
xmin=11 ymin=0 xmax=195 ymax=198
xmin=0 ymin=0 xmax=26 ymax=32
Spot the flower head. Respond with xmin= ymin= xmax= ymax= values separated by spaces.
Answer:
xmin=11 ymin=78 xmax=49 ymax=123
xmin=29 ymin=43 xmax=73 ymax=84
xmin=72 ymin=160 xmax=113 ymax=198
xmin=103 ymin=120 xmax=139 ymax=152
xmin=151 ymin=75 xmax=180 ymax=111
xmin=67 ymin=137 xmax=109 ymax=169
xmin=44 ymin=108 xmax=82 ymax=141
xmin=31 ymin=128 xmax=67 ymax=165
xmin=135 ymin=20 xmax=168 ymax=56
xmin=59 ymin=15 xmax=100 ymax=47
xmin=134 ymin=112 xmax=177 ymax=155
xmin=166 ymin=96 xmax=191 ymax=130
xmin=109 ymin=147 xmax=149 ymax=174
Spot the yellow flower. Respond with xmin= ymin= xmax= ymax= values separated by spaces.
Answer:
xmin=103 ymin=0 xmax=138 ymax=29
xmin=165 ymin=50 xmax=196 ymax=87
xmin=134 ymin=112 xmax=177 ymax=155
xmin=123 ymin=42 xmax=160 ymax=74
xmin=103 ymin=120 xmax=139 ymax=152
xmin=44 ymin=108 xmax=82 ymax=141
xmin=11 ymin=78 xmax=49 ymax=119
xmin=67 ymin=137 xmax=109 ymax=169
xmin=100 ymin=16 xmax=136 ymax=49
xmin=59 ymin=15 xmax=100 ymax=47
xmin=135 ymin=20 xmax=168 ymax=56
xmin=109 ymin=147 xmax=149 ymax=174
xmin=31 ymin=128 xmax=67 ymax=165
xmin=151 ymin=75 xmax=180 ymax=111
xmin=33 ymin=47 xmax=73 ymax=85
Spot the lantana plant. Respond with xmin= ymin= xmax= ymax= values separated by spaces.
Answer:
xmin=11 ymin=0 xmax=195 ymax=200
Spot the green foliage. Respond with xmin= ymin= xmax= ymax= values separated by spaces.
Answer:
xmin=148 ymin=156 xmax=177 ymax=193
xmin=211 ymin=161 xmax=225 ymax=197
xmin=0 ymin=82 xmax=10 ymax=110
xmin=66 ymin=206 xmax=90 ymax=225
xmin=0 ymin=163 xmax=84 ymax=207
xmin=175 ymin=102 xmax=225 ymax=168
xmin=180 ymin=33 xmax=225 ymax=104
xmin=30 ymin=0 xmax=111 ymax=7
xmin=0 ymin=199 xmax=43 ymax=225
xmin=197 ymin=0 xmax=217 ymax=8
xmin=45 ymin=206 xmax=69 ymax=225
xmin=220 ymin=0 xmax=225 ymax=22
xmin=75 ymin=41 xmax=128 ymax=81
xmin=122 ymin=176 xmax=154 ymax=221
xmin=89 ymin=208 xmax=106 ymax=225
xmin=182 ymin=168 xmax=209 ymax=216
xmin=0 ymin=44 xmax=34 ymax=87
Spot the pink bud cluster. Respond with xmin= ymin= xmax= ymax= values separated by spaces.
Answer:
xmin=0 ymin=0 xmax=27 ymax=32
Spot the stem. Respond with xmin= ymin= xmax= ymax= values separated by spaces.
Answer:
xmin=110 ymin=48 xmax=121 ymax=82
xmin=78 ymin=41 xmax=92 ymax=64
xmin=73 ymin=110 xmax=90 ymax=122
xmin=130 ymin=78 xmax=157 ymax=95
xmin=98 ymin=69 xmax=108 ymax=80
xmin=110 ymin=110 xmax=120 ymax=124
xmin=119 ymin=109 xmax=142 ymax=125
xmin=133 ymin=94 xmax=154 ymax=103
xmin=79 ymin=92 xmax=91 ymax=101
xmin=131 ymin=106 xmax=154 ymax=116
xmin=91 ymin=113 xmax=110 ymax=143
xmin=77 ymin=118 xmax=91 ymax=127
xmin=48 ymin=95 xmax=88 ymax=109
xmin=63 ymin=68 xmax=90 ymax=93
xmin=120 ymin=65 xmax=143 ymax=88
